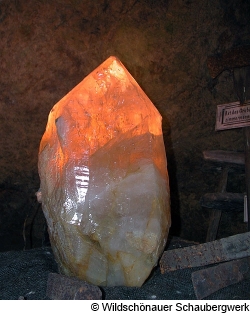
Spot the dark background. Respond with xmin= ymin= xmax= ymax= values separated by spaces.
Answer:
xmin=0 ymin=0 xmax=249 ymax=251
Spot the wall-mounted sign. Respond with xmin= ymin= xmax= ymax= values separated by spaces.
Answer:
xmin=215 ymin=100 xmax=250 ymax=131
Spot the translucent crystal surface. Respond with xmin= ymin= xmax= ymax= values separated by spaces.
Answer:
xmin=38 ymin=56 xmax=171 ymax=287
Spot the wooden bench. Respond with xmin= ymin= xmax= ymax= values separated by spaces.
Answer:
xmin=200 ymin=150 xmax=245 ymax=242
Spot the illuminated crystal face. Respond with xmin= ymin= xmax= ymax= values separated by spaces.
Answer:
xmin=38 ymin=56 xmax=171 ymax=287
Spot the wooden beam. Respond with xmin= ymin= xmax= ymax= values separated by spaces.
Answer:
xmin=203 ymin=150 xmax=245 ymax=166
xmin=191 ymin=257 xmax=250 ymax=299
xmin=201 ymin=192 xmax=244 ymax=211
xmin=46 ymin=273 xmax=102 ymax=300
xmin=160 ymin=232 xmax=250 ymax=273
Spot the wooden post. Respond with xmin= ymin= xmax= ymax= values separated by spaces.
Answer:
xmin=244 ymin=127 xmax=250 ymax=231
xmin=233 ymin=66 xmax=250 ymax=232
xmin=205 ymin=167 xmax=228 ymax=242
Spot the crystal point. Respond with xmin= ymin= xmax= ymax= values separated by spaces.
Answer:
xmin=38 ymin=56 xmax=171 ymax=287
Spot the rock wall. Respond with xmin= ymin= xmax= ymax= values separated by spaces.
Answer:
xmin=0 ymin=0 xmax=249 ymax=250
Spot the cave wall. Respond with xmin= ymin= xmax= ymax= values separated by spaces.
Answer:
xmin=0 ymin=0 xmax=249 ymax=251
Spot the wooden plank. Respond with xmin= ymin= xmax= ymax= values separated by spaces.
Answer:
xmin=206 ymin=209 xmax=223 ymax=243
xmin=46 ymin=273 xmax=102 ymax=300
xmin=203 ymin=150 xmax=245 ymax=165
xmin=160 ymin=232 xmax=250 ymax=273
xmin=205 ymin=166 xmax=228 ymax=242
xmin=191 ymin=257 xmax=250 ymax=299
xmin=201 ymin=192 xmax=244 ymax=211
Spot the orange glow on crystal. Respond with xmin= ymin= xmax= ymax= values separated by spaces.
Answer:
xmin=40 ymin=56 xmax=165 ymax=176
xmin=38 ymin=56 xmax=171 ymax=287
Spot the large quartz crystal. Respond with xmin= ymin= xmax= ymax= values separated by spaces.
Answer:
xmin=38 ymin=56 xmax=171 ymax=287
